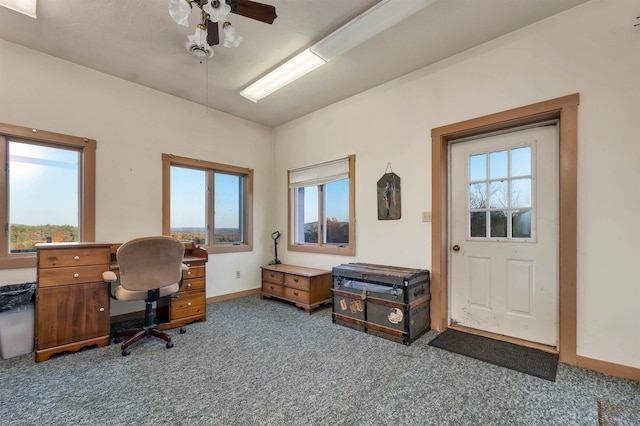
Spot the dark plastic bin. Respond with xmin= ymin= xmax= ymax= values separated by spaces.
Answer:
xmin=0 ymin=282 xmax=36 ymax=312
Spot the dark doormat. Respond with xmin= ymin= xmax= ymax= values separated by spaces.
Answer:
xmin=428 ymin=329 xmax=559 ymax=381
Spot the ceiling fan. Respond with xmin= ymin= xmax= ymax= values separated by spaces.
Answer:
xmin=168 ymin=0 xmax=277 ymax=58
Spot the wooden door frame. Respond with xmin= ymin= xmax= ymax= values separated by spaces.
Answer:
xmin=431 ymin=94 xmax=579 ymax=364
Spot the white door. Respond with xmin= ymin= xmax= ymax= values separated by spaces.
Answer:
xmin=449 ymin=125 xmax=558 ymax=346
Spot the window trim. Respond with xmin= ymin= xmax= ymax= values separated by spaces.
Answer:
xmin=0 ymin=123 xmax=96 ymax=269
xmin=162 ymin=153 xmax=253 ymax=254
xmin=287 ymin=154 xmax=355 ymax=256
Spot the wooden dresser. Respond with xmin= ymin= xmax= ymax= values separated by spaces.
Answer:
xmin=35 ymin=242 xmax=112 ymax=362
xmin=156 ymin=242 xmax=208 ymax=329
xmin=260 ymin=264 xmax=331 ymax=314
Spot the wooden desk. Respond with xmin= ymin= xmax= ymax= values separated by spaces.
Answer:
xmin=34 ymin=241 xmax=207 ymax=362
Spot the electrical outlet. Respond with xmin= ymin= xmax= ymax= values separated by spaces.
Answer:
xmin=235 ymin=271 xmax=240 ymax=279
xmin=422 ymin=211 xmax=432 ymax=222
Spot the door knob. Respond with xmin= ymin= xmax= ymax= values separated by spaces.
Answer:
xmin=452 ymin=244 xmax=461 ymax=252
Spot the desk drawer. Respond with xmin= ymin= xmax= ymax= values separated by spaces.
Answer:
xmin=169 ymin=291 xmax=205 ymax=320
xmin=284 ymin=286 xmax=310 ymax=303
xmin=284 ymin=273 xmax=310 ymax=290
xmin=262 ymin=270 xmax=284 ymax=284
xmin=38 ymin=248 xmax=110 ymax=268
xmin=38 ymin=265 xmax=107 ymax=287
xmin=180 ymin=277 xmax=205 ymax=292
xmin=183 ymin=265 xmax=205 ymax=280
xmin=262 ymin=282 xmax=283 ymax=297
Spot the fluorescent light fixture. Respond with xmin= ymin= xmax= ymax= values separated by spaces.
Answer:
xmin=240 ymin=49 xmax=326 ymax=103
xmin=311 ymin=0 xmax=437 ymax=61
xmin=0 ymin=0 xmax=36 ymax=18
xmin=240 ymin=0 xmax=436 ymax=102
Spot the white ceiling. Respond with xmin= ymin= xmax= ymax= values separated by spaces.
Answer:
xmin=0 ymin=0 xmax=590 ymax=127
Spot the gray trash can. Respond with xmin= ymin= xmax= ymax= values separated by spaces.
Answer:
xmin=0 ymin=282 xmax=36 ymax=359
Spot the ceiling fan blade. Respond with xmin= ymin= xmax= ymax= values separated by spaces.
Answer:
xmin=229 ymin=0 xmax=277 ymax=24
xmin=206 ymin=20 xmax=220 ymax=46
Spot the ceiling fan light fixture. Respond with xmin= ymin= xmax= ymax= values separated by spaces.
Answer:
xmin=203 ymin=0 xmax=231 ymax=23
xmin=185 ymin=24 xmax=214 ymax=58
xmin=222 ymin=22 xmax=243 ymax=48
xmin=240 ymin=49 xmax=326 ymax=103
xmin=168 ymin=0 xmax=190 ymax=26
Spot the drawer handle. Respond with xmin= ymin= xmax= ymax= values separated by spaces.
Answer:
xmin=187 ymin=283 xmax=192 ymax=288
xmin=99 ymin=307 xmax=105 ymax=312
xmin=270 ymin=273 xmax=275 ymax=278
xmin=74 ymin=255 xmax=80 ymax=261
xmin=293 ymin=291 xmax=299 ymax=296
xmin=187 ymin=302 xmax=192 ymax=306
xmin=293 ymin=278 xmax=299 ymax=283
xmin=187 ymin=271 xmax=191 ymax=275
xmin=73 ymin=273 xmax=79 ymax=278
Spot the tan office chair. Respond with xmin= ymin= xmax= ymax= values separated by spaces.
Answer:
xmin=102 ymin=236 xmax=188 ymax=356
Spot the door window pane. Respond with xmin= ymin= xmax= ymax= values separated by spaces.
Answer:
xmin=470 ymin=212 xmax=487 ymax=237
xmin=489 ymin=150 xmax=508 ymax=179
xmin=490 ymin=211 xmax=508 ymax=238
xmin=511 ymin=147 xmax=531 ymax=177
xmin=511 ymin=178 xmax=531 ymax=208
xmin=170 ymin=166 xmax=206 ymax=244
xmin=214 ymin=173 xmax=242 ymax=243
xmin=9 ymin=141 xmax=79 ymax=253
xmin=489 ymin=181 xmax=508 ymax=208
xmin=469 ymin=183 xmax=486 ymax=209
xmin=469 ymin=154 xmax=486 ymax=181
xmin=512 ymin=210 xmax=532 ymax=238
xmin=325 ymin=179 xmax=349 ymax=245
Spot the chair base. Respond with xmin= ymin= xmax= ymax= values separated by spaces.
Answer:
xmin=113 ymin=325 xmax=173 ymax=356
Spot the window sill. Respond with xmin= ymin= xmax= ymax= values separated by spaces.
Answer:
xmin=0 ymin=256 xmax=37 ymax=269
xmin=205 ymin=243 xmax=253 ymax=254
xmin=288 ymin=243 xmax=355 ymax=257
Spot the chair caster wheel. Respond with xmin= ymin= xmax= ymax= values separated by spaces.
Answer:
xmin=179 ymin=327 xmax=186 ymax=334
xmin=166 ymin=341 xmax=174 ymax=349
xmin=114 ymin=337 xmax=123 ymax=344
xmin=122 ymin=348 xmax=131 ymax=356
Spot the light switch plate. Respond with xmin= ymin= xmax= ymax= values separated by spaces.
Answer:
xmin=422 ymin=211 xmax=432 ymax=222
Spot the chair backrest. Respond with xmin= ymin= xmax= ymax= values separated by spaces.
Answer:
xmin=116 ymin=236 xmax=185 ymax=292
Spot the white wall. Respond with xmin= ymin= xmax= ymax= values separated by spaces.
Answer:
xmin=274 ymin=0 xmax=640 ymax=368
xmin=0 ymin=40 xmax=274 ymax=315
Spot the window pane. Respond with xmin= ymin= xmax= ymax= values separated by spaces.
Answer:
xmin=214 ymin=173 xmax=242 ymax=244
xmin=9 ymin=141 xmax=79 ymax=253
xmin=469 ymin=154 xmax=486 ymax=181
xmin=300 ymin=186 xmax=318 ymax=243
xmin=489 ymin=181 xmax=508 ymax=208
xmin=470 ymin=212 xmax=486 ymax=237
xmin=511 ymin=147 xmax=531 ymax=177
xmin=170 ymin=166 xmax=206 ymax=244
xmin=469 ymin=183 xmax=486 ymax=209
xmin=512 ymin=210 xmax=531 ymax=238
xmin=511 ymin=178 xmax=531 ymax=208
xmin=489 ymin=150 xmax=508 ymax=179
xmin=490 ymin=210 xmax=508 ymax=237
xmin=325 ymin=179 xmax=349 ymax=245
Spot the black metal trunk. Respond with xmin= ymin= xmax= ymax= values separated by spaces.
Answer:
xmin=331 ymin=263 xmax=430 ymax=345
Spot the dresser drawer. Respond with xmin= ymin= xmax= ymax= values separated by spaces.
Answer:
xmin=284 ymin=273 xmax=310 ymax=290
xmin=169 ymin=291 xmax=205 ymax=320
xmin=38 ymin=265 xmax=107 ymax=287
xmin=180 ymin=277 xmax=205 ymax=292
xmin=183 ymin=265 xmax=205 ymax=280
xmin=262 ymin=282 xmax=284 ymax=297
xmin=284 ymin=286 xmax=310 ymax=303
xmin=38 ymin=247 xmax=110 ymax=268
xmin=262 ymin=269 xmax=284 ymax=284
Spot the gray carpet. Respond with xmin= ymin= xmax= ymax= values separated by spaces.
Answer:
xmin=1 ymin=295 xmax=639 ymax=425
